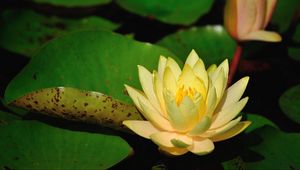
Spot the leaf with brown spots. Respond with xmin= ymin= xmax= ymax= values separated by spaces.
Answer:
xmin=12 ymin=87 xmax=144 ymax=132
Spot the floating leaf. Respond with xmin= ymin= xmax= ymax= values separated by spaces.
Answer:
xmin=31 ymin=0 xmax=111 ymax=7
xmin=271 ymin=0 xmax=300 ymax=32
xmin=116 ymin=0 xmax=214 ymax=25
xmin=0 ymin=9 xmax=119 ymax=57
xmin=0 ymin=110 xmax=20 ymax=125
xmin=13 ymin=87 xmax=143 ymax=131
xmin=279 ymin=84 xmax=300 ymax=124
xmin=157 ymin=25 xmax=236 ymax=66
xmin=4 ymin=30 xmax=177 ymax=103
xmin=245 ymin=114 xmax=278 ymax=133
xmin=4 ymin=30 xmax=178 ymax=128
xmin=222 ymin=156 xmax=246 ymax=170
xmin=288 ymin=48 xmax=300 ymax=62
xmin=245 ymin=126 xmax=300 ymax=169
xmin=0 ymin=120 xmax=132 ymax=169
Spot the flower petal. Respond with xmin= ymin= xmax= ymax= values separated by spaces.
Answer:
xmin=193 ymin=59 xmax=208 ymax=89
xmin=178 ymin=95 xmax=201 ymax=129
xmin=158 ymin=55 xmax=167 ymax=80
xmin=209 ymin=59 xmax=229 ymax=100
xmin=164 ymin=91 xmax=197 ymax=132
xmin=216 ymin=76 xmax=249 ymax=112
xmin=237 ymin=0 xmax=257 ymax=37
xmin=166 ymin=57 xmax=181 ymax=80
xmin=218 ymin=59 xmax=229 ymax=79
xmin=210 ymin=121 xmax=251 ymax=142
xmin=188 ymin=116 xmax=212 ymax=136
xmin=153 ymin=71 xmax=167 ymax=117
xmin=210 ymin=68 xmax=227 ymax=102
xmin=201 ymin=116 xmax=242 ymax=138
xmin=207 ymin=64 xmax=217 ymax=76
xmin=242 ymin=30 xmax=282 ymax=42
xmin=186 ymin=49 xmax=200 ymax=67
xmin=205 ymin=84 xmax=217 ymax=118
xmin=187 ymin=137 xmax=214 ymax=155
xmin=224 ymin=0 xmax=238 ymax=39
xmin=264 ymin=0 xmax=277 ymax=28
xmin=138 ymin=65 xmax=161 ymax=111
xmin=250 ymin=0 xmax=267 ymax=31
xmin=124 ymin=84 xmax=145 ymax=111
xmin=211 ymin=97 xmax=248 ymax=129
xmin=178 ymin=64 xmax=196 ymax=88
xmin=150 ymin=132 xmax=193 ymax=148
xmin=163 ymin=67 xmax=177 ymax=95
xmin=138 ymin=95 xmax=174 ymax=131
xmin=159 ymin=146 xmax=188 ymax=156
xmin=123 ymin=120 xmax=160 ymax=139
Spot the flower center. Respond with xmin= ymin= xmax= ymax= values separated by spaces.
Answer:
xmin=175 ymin=85 xmax=196 ymax=105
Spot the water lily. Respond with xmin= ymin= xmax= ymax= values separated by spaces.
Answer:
xmin=224 ymin=0 xmax=281 ymax=42
xmin=123 ymin=50 xmax=251 ymax=156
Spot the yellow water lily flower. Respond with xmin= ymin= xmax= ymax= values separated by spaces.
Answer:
xmin=224 ymin=0 xmax=281 ymax=42
xmin=123 ymin=50 xmax=251 ymax=156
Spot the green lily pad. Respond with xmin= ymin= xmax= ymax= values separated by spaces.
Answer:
xmin=0 ymin=9 xmax=119 ymax=57
xmin=4 ymin=30 xmax=177 ymax=106
xmin=288 ymin=48 xmax=300 ymax=62
xmin=0 ymin=120 xmax=132 ymax=169
xmin=116 ymin=0 xmax=214 ymax=25
xmin=0 ymin=111 xmax=20 ymax=125
xmin=271 ymin=0 xmax=300 ymax=32
xmin=279 ymin=84 xmax=300 ymax=124
xmin=245 ymin=114 xmax=278 ymax=133
xmin=32 ymin=0 xmax=111 ymax=7
xmin=245 ymin=126 xmax=300 ymax=169
xmin=157 ymin=25 xmax=236 ymax=66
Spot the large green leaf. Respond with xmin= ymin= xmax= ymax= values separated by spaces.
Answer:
xmin=245 ymin=126 xmax=300 ymax=169
xmin=157 ymin=25 xmax=236 ymax=66
xmin=116 ymin=0 xmax=214 ymax=25
xmin=4 ymin=30 xmax=177 ymax=104
xmin=0 ymin=110 xmax=20 ymax=125
xmin=279 ymin=84 xmax=300 ymax=124
xmin=288 ymin=48 xmax=300 ymax=62
xmin=32 ymin=0 xmax=111 ymax=7
xmin=271 ymin=0 xmax=300 ymax=32
xmin=223 ymin=126 xmax=300 ymax=169
xmin=245 ymin=114 xmax=278 ymax=133
xmin=0 ymin=120 xmax=131 ymax=169
xmin=0 ymin=9 xmax=119 ymax=57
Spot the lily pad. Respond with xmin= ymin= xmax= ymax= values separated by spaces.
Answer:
xmin=0 ymin=120 xmax=132 ymax=169
xmin=0 ymin=110 xmax=20 ymax=125
xmin=4 ymin=30 xmax=177 ymax=108
xmin=245 ymin=126 xmax=300 ymax=169
xmin=116 ymin=0 xmax=214 ymax=25
xmin=288 ymin=48 xmax=300 ymax=62
xmin=271 ymin=0 xmax=300 ymax=32
xmin=223 ymin=126 xmax=300 ymax=169
xmin=12 ymin=87 xmax=143 ymax=131
xmin=245 ymin=114 xmax=278 ymax=133
xmin=31 ymin=0 xmax=111 ymax=7
xmin=157 ymin=25 xmax=236 ymax=66
xmin=279 ymin=84 xmax=300 ymax=124
xmin=0 ymin=9 xmax=119 ymax=57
